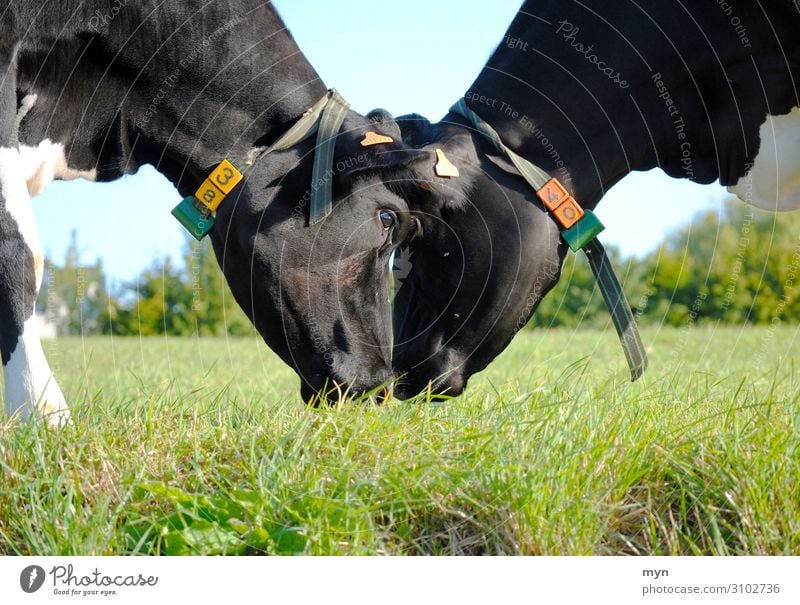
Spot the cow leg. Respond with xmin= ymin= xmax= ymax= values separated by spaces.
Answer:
xmin=0 ymin=47 xmax=69 ymax=427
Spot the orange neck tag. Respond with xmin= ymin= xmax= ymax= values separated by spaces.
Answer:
xmin=536 ymin=177 xmax=585 ymax=229
xmin=360 ymin=131 xmax=394 ymax=147
xmin=434 ymin=149 xmax=460 ymax=178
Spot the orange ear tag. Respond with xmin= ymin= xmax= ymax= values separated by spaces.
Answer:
xmin=434 ymin=149 xmax=460 ymax=178
xmin=360 ymin=131 xmax=394 ymax=147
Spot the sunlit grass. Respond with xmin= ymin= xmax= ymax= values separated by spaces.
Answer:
xmin=1 ymin=326 xmax=799 ymax=554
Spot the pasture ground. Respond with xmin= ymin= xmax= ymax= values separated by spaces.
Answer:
xmin=1 ymin=326 xmax=798 ymax=555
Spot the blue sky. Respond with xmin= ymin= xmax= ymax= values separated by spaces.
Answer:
xmin=32 ymin=0 xmax=726 ymax=283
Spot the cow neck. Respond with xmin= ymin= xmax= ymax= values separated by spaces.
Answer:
xmin=120 ymin=2 xmax=328 ymax=199
xmin=171 ymin=89 xmax=350 ymax=239
xmin=140 ymin=84 xmax=330 ymax=202
xmin=463 ymin=39 xmax=653 ymax=209
xmin=450 ymin=99 xmax=648 ymax=382
xmin=465 ymin=1 xmax=799 ymax=210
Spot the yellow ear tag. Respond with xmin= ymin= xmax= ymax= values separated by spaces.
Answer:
xmin=360 ymin=131 xmax=395 ymax=147
xmin=434 ymin=149 xmax=460 ymax=178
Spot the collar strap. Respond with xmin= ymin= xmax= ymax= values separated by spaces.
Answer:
xmin=450 ymin=99 xmax=647 ymax=381
xmin=256 ymin=88 xmax=350 ymax=224
xmin=172 ymin=89 xmax=350 ymax=239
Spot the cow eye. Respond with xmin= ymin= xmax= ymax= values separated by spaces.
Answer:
xmin=379 ymin=209 xmax=396 ymax=230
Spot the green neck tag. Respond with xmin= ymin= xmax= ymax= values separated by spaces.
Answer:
xmin=172 ymin=196 xmax=214 ymax=241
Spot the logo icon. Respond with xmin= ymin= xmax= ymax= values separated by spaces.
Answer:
xmin=20 ymin=565 xmax=45 ymax=593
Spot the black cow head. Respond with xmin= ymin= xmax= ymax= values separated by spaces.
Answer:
xmin=383 ymin=0 xmax=800 ymax=399
xmin=387 ymin=115 xmax=566 ymax=399
xmin=210 ymin=111 xmax=421 ymax=403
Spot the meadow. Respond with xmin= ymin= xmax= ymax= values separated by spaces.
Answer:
xmin=1 ymin=325 xmax=798 ymax=555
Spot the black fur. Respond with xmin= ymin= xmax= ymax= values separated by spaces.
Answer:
xmin=0 ymin=208 xmax=36 ymax=366
xmin=0 ymin=48 xmax=38 ymax=366
xmin=0 ymin=1 xmax=417 ymax=400
xmin=390 ymin=0 xmax=800 ymax=398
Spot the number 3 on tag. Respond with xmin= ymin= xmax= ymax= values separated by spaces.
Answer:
xmin=209 ymin=160 xmax=243 ymax=194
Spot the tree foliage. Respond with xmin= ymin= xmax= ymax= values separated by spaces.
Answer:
xmin=530 ymin=199 xmax=800 ymax=329
xmin=37 ymin=230 xmax=108 ymax=336
xmin=39 ymin=235 xmax=253 ymax=337
xmin=103 ymin=238 xmax=254 ymax=337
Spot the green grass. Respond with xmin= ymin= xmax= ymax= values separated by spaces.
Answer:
xmin=1 ymin=326 xmax=799 ymax=555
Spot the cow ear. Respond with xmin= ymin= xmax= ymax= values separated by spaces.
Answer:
xmin=366 ymin=108 xmax=402 ymax=140
xmin=395 ymin=114 xmax=435 ymax=146
xmin=392 ymin=125 xmax=480 ymax=209
xmin=335 ymin=112 xmax=477 ymax=210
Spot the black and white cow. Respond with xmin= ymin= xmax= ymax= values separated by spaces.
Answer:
xmin=388 ymin=0 xmax=800 ymax=397
xmin=0 ymin=1 xmax=420 ymax=424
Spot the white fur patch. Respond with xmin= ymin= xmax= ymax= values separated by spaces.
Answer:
xmin=15 ymin=93 xmax=37 ymax=132
xmin=19 ymin=139 xmax=97 ymax=198
xmin=728 ymin=107 xmax=800 ymax=212
xmin=0 ymin=146 xmax=69 ymax=426
xmin=4 ymin=316 xmax=70 ymax=427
